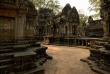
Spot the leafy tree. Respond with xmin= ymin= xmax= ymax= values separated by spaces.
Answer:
xmin=78 ymin=9 xmax=88 ymax=27
xmin=88 ymin=0 xmax=101 ymax=18
xmin=29 ymin=0 xmax=61 ymax=14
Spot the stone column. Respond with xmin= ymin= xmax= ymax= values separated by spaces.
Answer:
xmin=67 ymin=23 xmax=70 ymax=37
xmin=78 ymin=40 xmax=80 ymax=46
xmin=82 ymin=40 xmax=84 ymax=46
xmin=86 ymin=40 xmax=88 ymax=47
xmin=70 ymin=23 xmax=72 ymax=36
xmin=14 ymin=18 xmax=18 ymax=41
xmin=15 ymin=14 xmax=26 ymax=40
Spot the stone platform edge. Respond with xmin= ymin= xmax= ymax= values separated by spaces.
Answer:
xmin=80 ymin=57 xmax=110 ymax=74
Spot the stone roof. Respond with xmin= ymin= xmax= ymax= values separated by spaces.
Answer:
xmin=62 ymin=3 xmax=71 ymax=17
xmin=69 ymin=7 xmax=79 ymax=23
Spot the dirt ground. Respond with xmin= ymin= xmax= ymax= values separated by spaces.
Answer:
xmin=43 ymin=45 xmax=97 ymax=74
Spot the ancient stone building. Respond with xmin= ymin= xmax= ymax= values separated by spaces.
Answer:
xmin=0 ymin=0 xmax=37 ymax=41
xmin=54 ymin=4 xmax=79 ymax=38
xmin=26 ymin=1 xmax=37 ymax=39
xmin=86 ymin=16 xmax=104 ymax=38
xmin=44 ymin=4 xmax=80 ymax=45
xmin=0 ymin=0 xmax=51 ymax=73
xmin=81 ymin=0 xmax=110 ymax=73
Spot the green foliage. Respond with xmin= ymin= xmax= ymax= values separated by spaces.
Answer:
xmin=78 ymin=9 xmax=88 ymax=27
xmin=79 ymin=14 xmax=88 ymax=27
xmin=88 ymin=0 xmax=101 ymax=18
xmin=29 ymin=0 xmax=62 ymax=14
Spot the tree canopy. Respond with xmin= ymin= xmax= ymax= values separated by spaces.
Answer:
xmin=78 ymin=9 xmax=88 ymax=27
xmin=88 ymin=0 xmax=101 ymax=18
xmin=29 ymin=0 xmax=62 ymax=14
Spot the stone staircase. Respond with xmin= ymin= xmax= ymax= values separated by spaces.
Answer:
xmin=88 ymin=39 xmax=107 ymax=61
xmin=0 ymin=42 xmax=14 ymax=74
xmin=91 ymin=39 xmax=108 ymax=49
xmin=81 ymin=39 xmax=110 ymax=73
xmin=0 ymin=40 xmax=52 ymax=74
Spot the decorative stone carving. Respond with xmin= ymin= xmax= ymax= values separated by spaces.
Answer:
xmin=62 ymin=3 xmax=71 ymax=18
xmin=69 ymin=7 xmax=79 ymax=23
xmin=86 ymin=16 xmax=104 ymax=37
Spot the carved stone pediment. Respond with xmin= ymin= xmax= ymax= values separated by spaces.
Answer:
xmin=69 ymin=7 xmax=79 ymax=22
xmin=62 ymin=3 xmax=71 ymax=17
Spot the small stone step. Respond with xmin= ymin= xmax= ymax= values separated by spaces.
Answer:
xmin=20 ymin=58 xmax=46 ymax=74
xmin=0 ymin=53 xmax=14 ymax=60
xmin=34 ymin=46 xmax=48 ymax=52
xmin=16 ymin=67 xmax=44 ymax=74
xmin=95 ymin=41 xmax=107 ymax=46
xmin=0 ymin=59 xmax=13 ymax=66
xmin=30 ymin=43 xmax=40 ymax=47
xmin=91 ymin=45 xmax=103 ymax=49
xmin=0 ymin=43 xmax=14 ymax=46
xmin=0 ymin=64 xmax=13 ymax=73
xmin=16 ymin=41 xmax=28 ymax=45
xmin=0 ymin=46 xmax=13 ymax=49
xmin=25 ymin=44 xmax=31 ymax=48
xmin=13 ymin=45 xmax=27 ymax=52
xmin=0 ymin=49 xmax=13 ymax=53
xmin=16 ymin=40 xmax=36 ymax=45
xmin=28 ymin=40 xmax=36 ymax=44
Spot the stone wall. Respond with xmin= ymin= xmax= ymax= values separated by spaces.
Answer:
xmin=0 ymin=0 xmax=37 ymax=41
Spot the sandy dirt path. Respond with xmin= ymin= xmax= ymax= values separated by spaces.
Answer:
xmin=43 ymin=45 xmax=97 ymax=74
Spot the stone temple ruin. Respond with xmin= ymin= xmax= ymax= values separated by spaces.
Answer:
xmin=43 ymin=4 xmax=80 ymax=45
xmin=0 ymin=0 xmax=52 ymax=74
xmin=43 ymin=4 xmax=103 ymax=47
xmin=86 ymin=16 xmax=104 ymax=38
xmin=37 ymin=1 xmax=110 ymax=74
xmin=0 ymin=0 xmax=110 ymax=74
xmin=81 ymin=0 xmax=110 ymax=74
